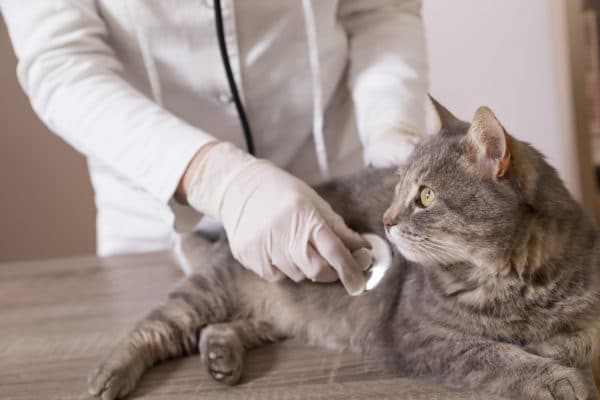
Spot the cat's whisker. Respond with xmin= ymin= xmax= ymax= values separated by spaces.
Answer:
xmin=415 ymin=240 xmax=469 ymax=265
xmin=408 ymin=240 xmax=450 ymax=265
xmin=421 ymin=238 xmax=471 ymax=258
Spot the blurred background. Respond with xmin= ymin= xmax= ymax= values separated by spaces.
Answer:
xmin=1 ymin=0 xmax=598 ymax=262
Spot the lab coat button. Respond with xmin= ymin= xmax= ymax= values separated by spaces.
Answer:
xmin=218 ymin=92 xmax=233 ymax=104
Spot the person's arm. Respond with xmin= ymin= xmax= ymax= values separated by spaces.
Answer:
xmin=338 ymin=0 xmax=428 ymax=167
xmin=176 ymin=142 xmax=218 ymax=202
xmin=0 ymin=0 xmax=214 ymax=203
xmin=2 ymin=1 xmax=368 ymax=290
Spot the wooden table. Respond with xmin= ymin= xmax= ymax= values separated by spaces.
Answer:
xmin=0 ymin=252 xmax=582 ymax=399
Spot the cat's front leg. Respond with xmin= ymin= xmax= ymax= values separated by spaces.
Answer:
xmin=88 ymin=297 xmax=203 ymax=399
xmin=526 ymin=326 xmax=600 ymax=368
xmin=423 ymin=339 xmax=596 ymax=400
xmin=88 ymin=277 xmax=228 ymax=400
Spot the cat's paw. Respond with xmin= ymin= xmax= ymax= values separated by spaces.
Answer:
xmin=199 ymin=324 xmax=244 ymax=385
xmin=525 ymin=365 xmax=594 ymax=400
xmin=88 ymin=357 xmax=142 ymax=400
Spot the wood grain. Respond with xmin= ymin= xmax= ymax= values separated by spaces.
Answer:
xmin=0 ymin=252 xmax=586 ymax=399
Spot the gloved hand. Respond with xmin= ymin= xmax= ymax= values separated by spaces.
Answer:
xmin=186 ymin=142 xmax=368 ymax=295
xmin=364 ymin=128 xmax=419 ymax=168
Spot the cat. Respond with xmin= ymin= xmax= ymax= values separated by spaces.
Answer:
xmin=88 ymin=99 xmax=600 ymax=400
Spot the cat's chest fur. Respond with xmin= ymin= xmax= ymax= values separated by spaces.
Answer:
xmin=385 ymin=256 xmax=600 ymax=354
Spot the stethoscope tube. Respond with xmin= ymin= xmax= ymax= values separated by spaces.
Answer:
xmin=213 ymin=0 xmax=256 ymax=155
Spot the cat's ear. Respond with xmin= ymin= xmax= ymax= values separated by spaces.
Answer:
xmin=429 ymin=95 xmax=464 ymax=132
xmin=462 ymin=106 xmax=511 ymax=178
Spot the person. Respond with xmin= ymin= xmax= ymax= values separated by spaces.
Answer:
xmin=1 ymin=1 xmax=429 ymax=294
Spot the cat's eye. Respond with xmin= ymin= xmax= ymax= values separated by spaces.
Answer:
xmin=418 ymin=187 xmax=435 ymax=208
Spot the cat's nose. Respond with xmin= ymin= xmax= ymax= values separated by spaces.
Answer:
xmin=383 ymin=212 xmax=398 ymax=229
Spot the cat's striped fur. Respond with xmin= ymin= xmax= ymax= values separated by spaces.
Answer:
xmin=89 ymin=101 xmax=600 ymax=400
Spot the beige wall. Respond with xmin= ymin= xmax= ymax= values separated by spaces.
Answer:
xmin=423 ymin=0 xmax=583 ymax=202
xmin=0 ymin=20 xmax=96 ymax=262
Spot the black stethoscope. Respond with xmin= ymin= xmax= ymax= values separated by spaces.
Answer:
xmin=214 ymin=0 xmax=256 ymax=156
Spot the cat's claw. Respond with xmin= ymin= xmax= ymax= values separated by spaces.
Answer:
xmin=88 ymin=360 xmax=140 ymax=400
xmin=200 ymin=325 xmax=244 ymax=385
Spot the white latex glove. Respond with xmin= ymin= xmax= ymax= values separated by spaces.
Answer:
xmin=364 ymin=129 xmax=420 ymax=168
xmin=187 ymin=142 xmax=368 ymax=295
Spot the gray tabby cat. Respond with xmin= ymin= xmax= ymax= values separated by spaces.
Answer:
xmin=89 ymin=100 xmax=600 ymax=400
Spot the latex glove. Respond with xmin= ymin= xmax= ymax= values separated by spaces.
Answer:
xmin=364 ymin=129 xmax=420 ymax=168
xmin=187 ymin=142 xmax=368 ymax=295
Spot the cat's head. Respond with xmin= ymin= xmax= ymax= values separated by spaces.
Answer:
xmin=383 ymin=98 xmax=571 ymax=279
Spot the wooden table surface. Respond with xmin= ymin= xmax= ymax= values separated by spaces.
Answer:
xmin=0 ymin=251 xmax=565 ymax=400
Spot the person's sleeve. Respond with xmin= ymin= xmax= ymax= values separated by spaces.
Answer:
xmin=338 ymin=0 xmax=429 ymax=158
xmin=0 ymin=0 xmax=215 ymax=203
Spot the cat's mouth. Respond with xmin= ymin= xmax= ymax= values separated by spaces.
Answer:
xmin=384 ymin=225 xmax=422 ymax=263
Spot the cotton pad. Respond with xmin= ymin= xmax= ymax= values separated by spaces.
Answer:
xmin=350 ymin=233 xmax=393 ymax=295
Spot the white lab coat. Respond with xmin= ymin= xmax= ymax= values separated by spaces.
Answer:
xmin=1 ymin=0 xmax=428 ymax=256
